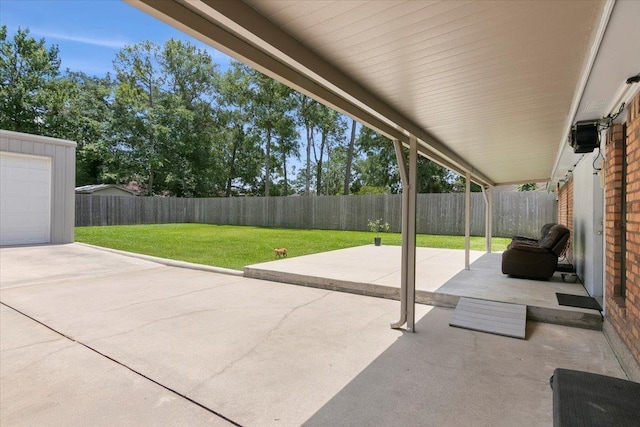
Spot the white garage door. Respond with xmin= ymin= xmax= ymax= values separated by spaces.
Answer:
xmin=0 ymin=152 xmax=51 ymax=245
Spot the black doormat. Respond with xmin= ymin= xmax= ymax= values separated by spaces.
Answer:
xmin=556 ymin=293 xmax=602 ymax=311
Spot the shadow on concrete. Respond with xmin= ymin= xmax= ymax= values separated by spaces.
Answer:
xmin=302 ymin=307 xmax=622 ymax=427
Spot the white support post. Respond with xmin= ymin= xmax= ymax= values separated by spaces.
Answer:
xmin=390 ymin=136 xmax=417 ymax=332
xmin=407 ymin=136 xmax=418 ymax=331
xmin=482 ymin=186 xmax=493 ymax=253
xmin=391 ymin=139 xmax=408 ymax=330
xmin=465 ymin=171 xmax=471 ymax=270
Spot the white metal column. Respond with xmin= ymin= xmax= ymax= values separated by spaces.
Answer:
xmin=391 ymin=139 xmax=408 ymax=329
xmin=482 ymin=186 xmax=493 ymax=253
xmin=464 ymin=171 xmax=471 ymax=270
xmin=391 ymin=136 xmax=418 ymax=331
xmin=407 ymin=137 xmax=417 ymax=331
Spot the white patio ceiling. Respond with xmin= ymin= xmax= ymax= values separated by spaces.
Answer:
xmin=128 ymin=0 xmax=619 ymax=187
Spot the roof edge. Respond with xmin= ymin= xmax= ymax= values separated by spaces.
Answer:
xmin=0 ymin=129 xmax=77 ymax=148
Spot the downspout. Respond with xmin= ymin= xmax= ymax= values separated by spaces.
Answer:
xmin=391 ymin=136 xmax=418 ymax=331
xmin=482 ymin=186 xmax=493 ymax=253
xmin=391 ymin=139 xmax=408 ymax=329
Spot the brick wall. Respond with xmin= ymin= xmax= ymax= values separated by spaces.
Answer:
xmin=557 ymin=176 xmax=574 ymax=262
xmin=606 ymin=124 xmax=624 ymax=302
xmin=605 ymin=91 xmax=640 ymax=366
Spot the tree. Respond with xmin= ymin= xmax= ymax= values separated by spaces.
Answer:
xmin=274 ymin=119 xmax=299 ymax=196
xmin=517 ymin=182 xmax=538 ymax=191
xmin=217 ymin=62 xmax=264 ymax=196
xmin=313 ymin=105 xmax=346 ymax=195
xmin=343 ymin=118 xmax=357 ymax=195
xmin=161 ymin=39 xmax=216 ymax=109
xmin=51 ymin=72 xmax=115 ymax=185
xmin=111 ymin=39 xmax=224 ymax=196
xmin=354 ymin=126 xmax=457 ymax=194
xmin=0 ymin=26 xmax=61 ymax=134
xmin=295 ymin=94 xmax=323 ymax=195
xmin=354 ymin=127 xmax=401 ymax=193
xmin=321 ymin=145 xmax=349 ymax=195
xmin=243 ymin=65 xmax=296 ymax=196
xmin=449 ymin=173 xmax=482 ymax=193
xmin=157 ymin=39 xmax=220 ymax=197
xmin=112 ymin=41 xmax=166 ymax=194
xmin=415 ymin=157 xmax=455 ymax=193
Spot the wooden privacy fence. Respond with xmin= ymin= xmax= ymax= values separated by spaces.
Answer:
xmin=76 ymin=192 xmax=557 ymax=238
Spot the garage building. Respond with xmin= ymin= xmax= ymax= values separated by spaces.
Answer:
xmin=0 ymin=130 xmax=76 ymax=246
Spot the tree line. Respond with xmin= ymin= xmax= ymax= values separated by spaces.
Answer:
xmin=1 ymin=26 xmax=477 ymax=197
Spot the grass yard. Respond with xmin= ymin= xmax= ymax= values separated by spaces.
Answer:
xmin=75 ymin=224 xmax=511 ymax=271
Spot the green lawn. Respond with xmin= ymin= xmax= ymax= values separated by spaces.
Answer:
xmin=75 ymin=224 xmax=510 ymax=271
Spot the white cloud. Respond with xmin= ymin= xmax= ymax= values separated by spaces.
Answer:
xmin=32 ymin=29 xmax=129 ymax=49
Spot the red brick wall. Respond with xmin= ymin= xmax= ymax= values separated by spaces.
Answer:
xmin=606 ymin=124 xmax=624 ymax=301
xmin=557 ymin=176 xmax=574 ymax=262
xmin=605 ymin=91 xmax=640 ymax=366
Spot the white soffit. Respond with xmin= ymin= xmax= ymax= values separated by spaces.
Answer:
xmin=550 ymin=0 xmax=640 ymax=188
xmin=128 ymin=0 xmax=607 ymax=186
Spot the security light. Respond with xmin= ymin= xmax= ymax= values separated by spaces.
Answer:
xmin=570 ymin=120 xmax=600 ymax=153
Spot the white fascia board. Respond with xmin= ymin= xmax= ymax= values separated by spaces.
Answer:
xmin=549 ymin=0 xmax=614 ymax=188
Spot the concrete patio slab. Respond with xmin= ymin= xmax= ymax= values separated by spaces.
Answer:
xmin=0 ymin=244 xmax=626 ymax=426
xmin=435 ymin=252 xmax=588 ymax=308
xmin=246 ymin=245 xmax=484 ymax=292
xmin=0 ymin=305 xmax=231 ymax=426
xmin=245 ymin=246 xmax=602 ymax=329
xmin=304 ymin=309 xmax=625 ymax=427
xmin=0 ymin=243 xmax=161 ymax=289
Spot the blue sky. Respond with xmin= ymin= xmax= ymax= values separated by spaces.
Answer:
xmin=1 ymin=0 xmax=233 ymax=76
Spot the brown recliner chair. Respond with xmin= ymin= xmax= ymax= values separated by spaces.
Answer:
xmin=501 ymin=224 xmax=570 ymax=280
xmin=511 ymin=222 xmax=556 ymax=244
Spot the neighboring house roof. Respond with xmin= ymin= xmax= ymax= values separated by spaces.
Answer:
xmin=75 ymin=184 xmax=138 ymax=196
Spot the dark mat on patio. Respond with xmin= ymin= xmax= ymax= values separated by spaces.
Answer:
xmin=450 ymin=297 xmax=526 ymax=339
xmin=556 ymin=293 xmax=601 ymax=311
xmin=551 ymin=368 xmax=640 ymax=427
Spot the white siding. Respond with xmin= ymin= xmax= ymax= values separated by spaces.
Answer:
xmin=572 ymin=151 xmax=604 ymax=297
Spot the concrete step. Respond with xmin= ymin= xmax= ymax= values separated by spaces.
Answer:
xmin=244 ymin=266 xmax=603 ymax=331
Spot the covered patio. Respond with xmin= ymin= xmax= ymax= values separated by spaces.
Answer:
xmin=118 ymin=3 xmax=640 ymax=418
xmin=3 ymin=0 xmax=640 ymax=424
xmin=0 ymin=244 xmax=625 ymax=426
xmin=127 ymin=0 xmax=640 ymax=336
